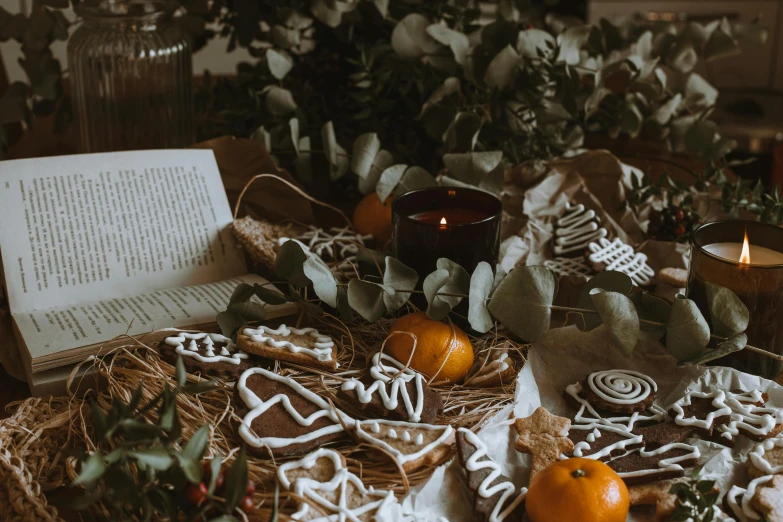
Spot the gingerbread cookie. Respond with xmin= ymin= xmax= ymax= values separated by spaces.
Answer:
xmin=235 ymin=368 xmax=349 ymax=457
xmin=514 ymin=407 xmax=574 ymax=477
xmin=277 ymin=448 xmax=399 ymax=520
xmin=714 ymin=390 xmax=783 ymax=444
xmin=627 ymin=479 xmax=680 ymax=520
xmin=658 ymin=267 xmax=688 ymax=288
xmin=725 ymin=475 xmax=774 ymax=522
xmin=456 ymin=428 xmax=527 ymax=522
xmin=566 ymin=423 xmax=643 ymax=461
xmin=159 ymin=331 xmax=251 ymax=379
xmin=581 ymin=370 xmax=657 ymax=415
xmin=237 ymin=324 xmax=338 ymax=372
xmin=606 ymin=442 xmax=700 ymax=486
xmin=587 ymin=237 xmax=655 ymax=286
xmin=355 ymin=419 xmax=454 ymax=472
xmin=632 ymin=421 xmax=693 ymax=448
xmin=751 ymin=474 xmax=783 ymax=522
xmin=668 ymin=389 xmax=734 ymax=439
xmin=282 ymin=226 xmax=373 ymax=261
xmin=464 ymin=349 xmax=518 ymax=388
xmin=552 ymin=202 xmax=608 ymax=256
xmin=748 ymin=436 xmax=783 ymax=479
xmin=339 ymin=352 xmax=443 ymax=423
xmin=542 ymin=257 xmax=593 ymax=279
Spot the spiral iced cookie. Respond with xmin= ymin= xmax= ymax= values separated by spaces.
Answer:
xmin=581 ymin=370 xmax=658 ymax=415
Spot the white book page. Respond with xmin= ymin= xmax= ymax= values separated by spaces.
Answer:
xmin=14 ymin=273 xmax=276 ymax=362
xmin=0 ymin=150 xmax=247 ymax=314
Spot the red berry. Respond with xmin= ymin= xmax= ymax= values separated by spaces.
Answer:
xmin=186 ymin=482 xmax=208 ymax=505
xmin=673 ymin=209 xmax=685 ymax=222
xmin=240 ymin=495 xmax=255 ymax=513
xmin=246 ymin=479 xmax=255 ymax=495
xmin=215 ymin=472 xmax=225 ymax=491
xmin=202 ymin=462 xmax=212 ymax=477
xmin=673 ymin=224 xmax=686 ymax=236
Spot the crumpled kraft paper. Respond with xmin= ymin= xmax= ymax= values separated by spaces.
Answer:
xmin=382 ymin=324 xmax=783 ymax=522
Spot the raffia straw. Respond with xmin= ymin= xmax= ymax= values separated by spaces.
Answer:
xmin=232 ymin=173 xmax=353 ymax=227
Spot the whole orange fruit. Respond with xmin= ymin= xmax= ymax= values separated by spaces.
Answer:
xmin=526 ymin=458 xmax=629 ymax=522
xmin=385 ymin=312 xmax=474 ymax=384
xmin=353 ymin=193 xmax=392 ymax=245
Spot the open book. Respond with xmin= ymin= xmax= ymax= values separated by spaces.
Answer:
xmin=0 ymin=150 xmax=295 ymax=384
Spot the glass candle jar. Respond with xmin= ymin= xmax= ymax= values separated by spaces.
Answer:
xmin=687 ymin=220 xmax=783 ymax=378
xmin=392 ymin=187 xmax=502 ymax=277
xmin=68 ymin=0 xmax=194 ymax=152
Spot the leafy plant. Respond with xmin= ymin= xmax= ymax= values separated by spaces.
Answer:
xmin=55 ymin=356 xmax=250 ymax=522
xmin=227 ymin=244 xmax=783 ymax=366
xmin=668 ymin=467 xmax=721 ymax=522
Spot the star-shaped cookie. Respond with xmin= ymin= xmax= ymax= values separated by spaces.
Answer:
xmin=514 ymin=407 xmax=574 ymax=477
xmin=752 ymin=474 xmax=783 ymax=522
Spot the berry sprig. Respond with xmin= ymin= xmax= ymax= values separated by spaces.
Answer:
xmin=184 ymin=456 xmax=257 ymax=516
xmin=647 ymin=205 xmax=700 ymax=242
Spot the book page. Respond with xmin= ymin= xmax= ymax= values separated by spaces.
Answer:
xmin=0 ymin=150 xmax=247 ymax=314
xmin=14 ymin=273 xmax=292 ymax=366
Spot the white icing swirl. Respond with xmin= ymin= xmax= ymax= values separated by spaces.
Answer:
xmin=587 ymin=370 xmax=657 ymax=405
xmin=243 ymin=324 xmax=335 ymax=362
xmin=553 ymin=202 xmax=608 ymax=255
xmin=749 ymin=436 xmax=783 ymax=475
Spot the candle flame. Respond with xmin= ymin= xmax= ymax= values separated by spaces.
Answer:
xmin=739 ymin=230 xmax=751 ymax=264
xmin=440 ymin=217 xmax=447 ymax=225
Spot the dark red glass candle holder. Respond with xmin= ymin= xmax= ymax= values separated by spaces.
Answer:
xmin=392 ymin=187 xmax=502 ymax=278
xmin=687 ymin=220 xmax=783 ymax=378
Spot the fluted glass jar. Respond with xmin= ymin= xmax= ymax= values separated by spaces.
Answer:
xmin=68 ymin=0 xmax=193 ymax=152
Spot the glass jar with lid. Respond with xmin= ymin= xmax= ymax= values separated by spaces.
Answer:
xmin=68 ymin=0 xmax=193 ymax=152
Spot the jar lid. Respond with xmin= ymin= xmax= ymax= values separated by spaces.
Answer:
xmin=75 ymin=0 xmax=177 ymax=20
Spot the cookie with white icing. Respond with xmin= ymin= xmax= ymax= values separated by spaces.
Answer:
xmin=281 ymin=226 xmax=373 ymax=261
xmin=542 ymin=257 xmax=593 ymax=279
xmin=234 ymin=367 xmax=349 ymax=457
xmin=456 ymin=428 xmax=527 ymax=522
xmin=551 ymin=202 xmax=608 ymax=257
xmin=751 ymin=474 xmax=783 ymax=522
xmin=587 ymin=237 xmax=655 ymax=286
xmin=749 ymin=436 xmax=783 ymax=479
xmin=579 ymin=370 xmax=657 ymax=415
xmin=605 ymin=442 xmax=700 ymax=486
xmin=338 ymin=353 xmax=443 ymax=423
xmin=565 ymin=423 xmax=643 ymax=461
xmin=159 ymin=331 xmax=252 ymax=379
xmin=464 ymin=349 xmax=518 ymax=388
xmin=725 ymin=475 xmax=774 ymax=522
xmin=355 ymin=419 xmax=454 ymax=472
xmin=277 ymin=448 xmax=399 ymax=521
xmin=564 ymin=380 xmax=666 ymax=431
xmin=237 ymin=324 xmax=339 ymax=372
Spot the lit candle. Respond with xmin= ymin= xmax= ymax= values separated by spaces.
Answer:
xmin=687 ymin=221 xmax=783 ymax=378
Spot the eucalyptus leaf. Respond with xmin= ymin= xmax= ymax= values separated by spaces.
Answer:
xmin=249 ymin=125 xmax=272 ymax=151
xmin=444 ymin=111 xmax=482 ymax=152
xmin=484 ymin=45 xmax=520 ymax=89
xmin=426 ymin=23 xmax=469 ymax=64
xmin=443 ymin=151 xmax=503 ymax=186
xmin=589 ymin=289 xmax=640 ymax=356
xmin=351 ymin=133 xmax=381 ymax=179
xmin=347 ymin=279 xmax=389 ymax=322
xmin=263 ymin=85 xmax=297 ymax=116
xmin=356 ymin=249 xmax=388 ymax=273
xmin=426 ymin=259 xmax=470 ymax=320
xmin=336 ymin=286 xmax=354 ymax=321
xmin=557 ymin=25 xmax=592 ymax=65
xmin=679 ymin=333 xmax=747 ymax=367
xmin=229 ymin=283 xmax=255 ymax=305
xmin=359 ymin=149 xmax=393 ymax=195
xmin=322 ymin=121 xmax=349 ymax=180
xmin=666 ymin=295 xmax=711 ymax=361
xmin=175 ymin=356 xmax=187 ymax=387
xmin=275 ymin=240 xmax=310 ymax=287
xmin=303 ymin=256 xmax=338 ymax=307
xmin=289 ymin=117 xmax=300 ymax=154
xmin=177 ymin=453 xmax=202 ymax=484
xmin=225 ymin=447 xmax=249 ymax=512
xmin=703 ymin=25 xmax=740 ymax=62
xmin=705 ymin=282 xmax=749 ymax=338
xmin=383 ymin=257 xmax=418 ymax=312
xmin=216 ymin=311 xmax=248 ymax=339
xmin=294 ymin=136 xmax=312 ymax=181
xmin=576 ymin=271 xmax=634 ymax=331
xmin=377 ymin=164 xmax=407 ymax=202
xmin=208 ymin=454 xmax=223 ymax=495
xmin=516 ymin=28 xmax=555 ymax=58
xmin=311 ymin=0 xmax=342 ymax=28
xmin=488 ymin=266 xmax=557 ymax=342
xmin=630 ymin=292 xmax=671 ymax=341
xmin=491 ymin=264 xmax=507 ymax=294
xmin=254 ymin=284 xmax=290 ymax=305
xmin=266 ymin=48 xmax=294 ymax=80
xmin=423 ymin=269 xmax=451 ymax=320
xmin=391 ymin=13 xmax=440 ymax=60
xmin=468 ymin=262 xmax=494 ymax=333
xmin=227 ymin=301 xmax=267 ymax=321
xmin=395 ymin=166 xmax=438 ymax=198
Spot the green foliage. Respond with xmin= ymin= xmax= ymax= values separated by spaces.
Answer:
xmin=56 ymin=358 xmax=245 ymax=521
xmin=217 ymin=282 xmax=293 ymax=339
xmin=668 ymin=467 xmax=721 ymax=522
xmin=666 ymin=295 xmax=711 ymax=361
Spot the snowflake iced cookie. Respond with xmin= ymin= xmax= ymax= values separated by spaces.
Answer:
xmin=234 ymin=367 xmax=350 ymax=457
xmin=456 ymin=428 xmax=527 ymax=522
xmin=542 ymin=257 xmax=593 ymax=279
xmin=281 ymin=226 xmax=373 ymax=261
xmin=277 ymin=448 xmax=399 ymax=521
xmin=587 ymin=237 xmax=655 ymax=286
xmin=338 ymin=352 xmax=443 ymax=423
xmin=355 ymin=419 xmax=454 ymax=472
xmin=159 ymin=332 xmax=251 ymax=379
xmin=464 ymin=349 xmax=518 ymax=388
xmin=552 ymin=202 xmax=608 ymax=256
xmin=237 ymin=324 xmax=338 ymax=371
